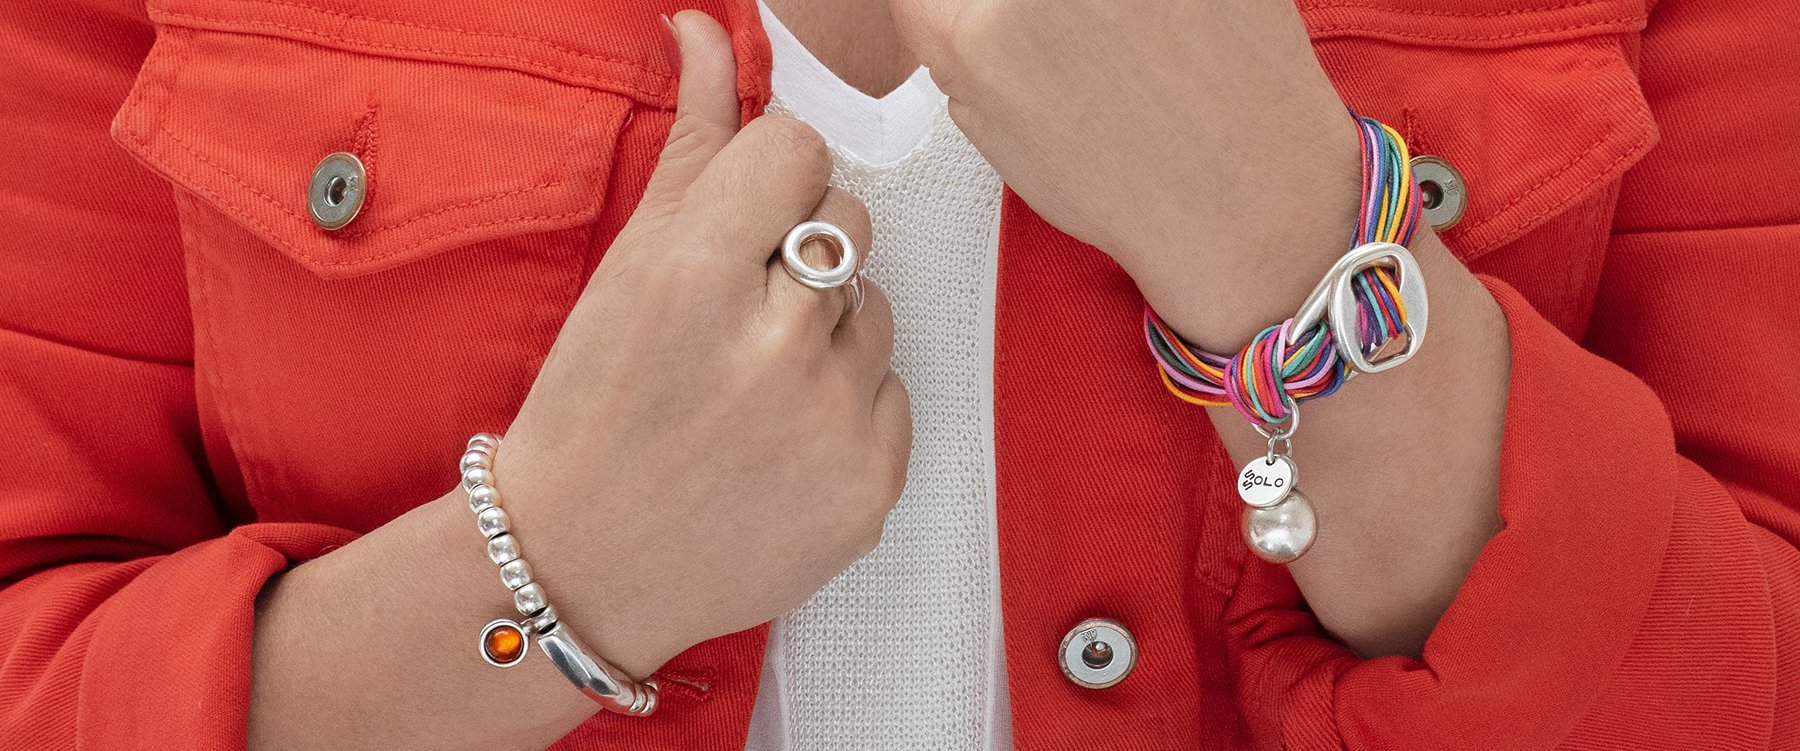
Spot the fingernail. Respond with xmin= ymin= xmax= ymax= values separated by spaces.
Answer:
xmin=659 ymin=13 xmax=680 ymax=70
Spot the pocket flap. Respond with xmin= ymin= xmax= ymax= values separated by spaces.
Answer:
xmin=112 ymin=24 xmax=633 ymax=279
xmin=1300 ymin=0 xmax=1647 ymax=47
xmin=1307 ymin=3 xmax=1658 ymax=259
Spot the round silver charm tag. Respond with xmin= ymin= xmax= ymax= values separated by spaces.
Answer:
xmin=1237 ymin=455 xmax=1296 ymax=508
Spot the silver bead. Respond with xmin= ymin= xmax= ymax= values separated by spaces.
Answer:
xmin=523 ymin=605 xmax=558 ymax=635
xmin=514 ymin=582 xmax=548 ymax=616
xmin=460 ymin=450 xmax=492 ymax=472
xmin=467 ymin=484 xmax=500 ymax=513
xmin=468 ymin=433 xmax=500 ymax=451
xmin=486 ymin=533 xmax=521 ymax=566
xmin=499 ymin=558 xmax=534 ymax=590
xmin=632 ymin=678 xmax=661 ymax=717
xmin=476 ymin=506 xmax=510 ymax=539
xmin=1241 ymin=491 xmax=1317 ymax=564
xmin=462 ymin=466 xmax=495 ymax=490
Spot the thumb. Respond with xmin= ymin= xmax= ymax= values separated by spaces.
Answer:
xmin=642 ymin=10 xmax=742 ymax=205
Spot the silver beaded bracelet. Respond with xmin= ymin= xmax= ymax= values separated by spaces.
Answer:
xmin=460 ymin=433 xmax=660 ymax=717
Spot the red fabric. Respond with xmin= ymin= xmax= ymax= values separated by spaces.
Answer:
xmin=1 ymin=0 xmax=1794 ymax=748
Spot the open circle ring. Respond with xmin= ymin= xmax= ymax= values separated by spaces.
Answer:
xmin=781 ymin=220 xmax=861 ymax=290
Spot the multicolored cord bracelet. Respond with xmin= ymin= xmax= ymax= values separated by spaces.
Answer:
xmin=1144 ymin=113 xmax=1428 ymax=564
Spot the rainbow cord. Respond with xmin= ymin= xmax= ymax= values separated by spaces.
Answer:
xmin=1144 ymin=113 xmax=1422 ymax=427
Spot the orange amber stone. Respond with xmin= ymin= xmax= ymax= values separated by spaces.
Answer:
xmin=483 ymin=623 xmax=526 ymax=664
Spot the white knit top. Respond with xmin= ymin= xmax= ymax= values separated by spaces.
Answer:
xmin=742 ymin=4 xmax=1011 ymax=749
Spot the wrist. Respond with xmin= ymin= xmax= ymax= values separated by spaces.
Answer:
xmin=1116 ymin=112 xmax=1365 ymax=351
xmin=487 ymin=443 xmax=683 ymax=680
xmin=250 ymin=489 xmax=594 ymax=749
xmin=417 ymin=488 xmax=616 ymax=707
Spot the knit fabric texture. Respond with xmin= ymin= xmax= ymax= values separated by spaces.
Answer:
xmin=747 ymin=94 xmax=1008 ymax=749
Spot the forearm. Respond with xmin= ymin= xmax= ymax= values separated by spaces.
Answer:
xmin=248 ymin=491 xmax=593 ymax=751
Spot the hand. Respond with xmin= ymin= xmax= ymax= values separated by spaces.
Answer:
xmin=494 ymin=12 xmax=911 ymax=678
xmin=889 ymin=0 xmax=1363 ymax=347
xmin=891 ymin=2 xmax=1514 ymax=658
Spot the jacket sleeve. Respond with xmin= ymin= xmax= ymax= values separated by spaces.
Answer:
xmin=0 ymin=3 xmax=358 ymax=748
xmin=1224 ymin=1 xmax=1800 ymax=748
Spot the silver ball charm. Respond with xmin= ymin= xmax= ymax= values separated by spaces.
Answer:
xmin=1241 ymin=490 xmax=1316 ymax=564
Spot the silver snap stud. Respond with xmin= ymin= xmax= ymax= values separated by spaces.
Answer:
xmin=1409 ymin=154 xmax=1467 ymax=232
xmin=307 ymin=151 xmax=368 ymax=231
xmin=1059 ymin=617 xmax=1137 ymax=690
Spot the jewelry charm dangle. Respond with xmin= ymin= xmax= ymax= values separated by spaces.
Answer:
xmin=1241 ymin=490 xmax=1316 ymax=564
xmin=1237 ymin=454 xmax=1295 ymax=509
xmin=480 ymin=618 xmax=531 ymax=667
xmin=1239 ymin=409 xmax=1300 ymax=509
xmin=1237 ymin=408 xmax=1315 ymax=562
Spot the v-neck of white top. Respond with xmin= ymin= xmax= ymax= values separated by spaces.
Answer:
xmin=756 ymin=0 xmax=944 ymax=167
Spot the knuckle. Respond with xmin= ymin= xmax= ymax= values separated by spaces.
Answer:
xmin=891 ymin=386 xmax=915 ymax=438
xmin=882 ymin=452 xmax=908 ymax=502
xmin=663 ymin=115 xmax=732 ymax=162
xmin=749 ymin=116 xmax=831 ymax=176
xmin=861 ymin=478 xmax=897 ymax=527
xmin=858 ymin=528 xmax=885 ymax=557
xmin=954 ymin=3 xmax=1010 ymax=55
xmin=878 ymin=382 xmax=913 ymax=464
xmin=829 ymin=485 xmax=888 ymax=553
xmin=926 ymin=6 xmax=1011 ymax=96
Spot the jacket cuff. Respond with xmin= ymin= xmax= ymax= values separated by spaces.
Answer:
xmin=74 ymin=523 xmax=357 ymax=749
xmin=1236 ymin=277 xmax=1688 ymax=748
xmin=1348 ymin=276 xmax=1679 ymax=737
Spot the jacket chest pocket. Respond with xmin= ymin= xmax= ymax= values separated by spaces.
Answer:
xmin=1301 ymin=0 xmax=1659 ymax=332
xmin=112 ymin=20 xmax=636 ymax=528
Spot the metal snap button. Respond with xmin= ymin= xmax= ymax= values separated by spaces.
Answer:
xmin=1058 ymin=617 xmax=1137 ymax=690
xmin=1409 ymin=155 xmax=1467 ymax=232
xmin=307 ymin=152 xmax=367 ymax=231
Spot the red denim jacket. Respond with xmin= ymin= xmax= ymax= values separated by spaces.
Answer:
xmin=1 ymin=0 xmax=1796 ymax=748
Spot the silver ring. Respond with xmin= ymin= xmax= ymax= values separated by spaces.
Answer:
xmin=781 ymin=220 xmax=860 ymax=290
xmin=845 ymin=276 xmax=866 ymax=316
xmin=1251 ymin=400 xmax=1299 ymax=443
